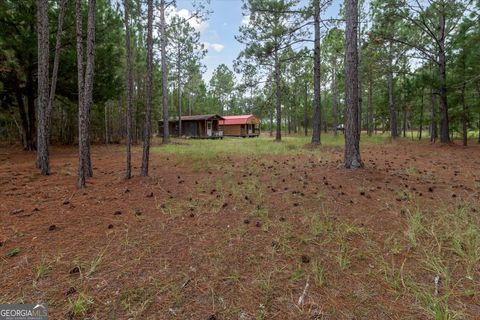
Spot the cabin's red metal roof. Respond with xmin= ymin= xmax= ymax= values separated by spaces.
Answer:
xmin=219 ymin=115 xmax=259 ymax=125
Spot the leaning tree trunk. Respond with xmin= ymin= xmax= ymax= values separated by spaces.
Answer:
xmin=37 ymin=0 xmax=66 ymax=175
xmin=124 ymin=0 xmax=133 ymax=179
xmin=311 ymin=0 xmax=321 ymax=145
xmin=36 ymin=0 xmax=49 ymax=175
xmin=13 ymin=76 xmax=29 ymax=149
xmin=160 ymin=0 xmax=169 ymax=144
xmin=46 ymin=0 xmax=67 ymax=143
xmin=274 ymin=49 xmax=282 ymax=141
xmin=344 ymin=0 xmax=363 ymax=169
xmin=141 ymin=0 xmax=153 ymax=176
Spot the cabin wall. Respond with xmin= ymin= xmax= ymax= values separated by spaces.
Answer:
xmin=221 ymin=124 xmax=242 ymax=136
xmin=221 ymin=124 xmax=260 ymax=136
xmin=158 ymin=118 xmax=222 ymax=138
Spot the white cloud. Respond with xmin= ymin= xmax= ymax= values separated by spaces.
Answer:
xmin=203 ymin=42 xmax=225 ymax=52
xmin=166 ymin=7 xmax=209 ymax=32
xmin=210 ymin=43 xmax=225 ymax=52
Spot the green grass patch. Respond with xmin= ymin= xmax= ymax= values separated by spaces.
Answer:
xmin=152 ymin=134 xmax=390 ymax=168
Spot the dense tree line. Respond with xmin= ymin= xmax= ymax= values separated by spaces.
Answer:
xmin=0 ymin=0 xmax=479 ymax=185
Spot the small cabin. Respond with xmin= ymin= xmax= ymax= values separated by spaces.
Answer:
xmin=219 ymin=115 xmax=261 ymax=137
xmin=158 ymin=114 xmax=224 ymax=139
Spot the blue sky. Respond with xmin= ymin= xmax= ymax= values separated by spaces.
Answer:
xmin=175 ymin=0 xmax=342 ymax=83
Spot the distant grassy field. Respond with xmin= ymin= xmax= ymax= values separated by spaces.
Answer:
xmin=152 ymin=133 xmax=390 ymax=156
xmin=151 ymin=133 xmax=390 ymax=170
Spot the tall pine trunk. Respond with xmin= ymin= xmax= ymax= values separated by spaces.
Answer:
xmin=311 ymin=0 xmax=321 ymax=145
xmin=160 ymin=0 xmax=169 ymax=144
xmin=76 ymin=0 xmax=86 ymax=187
xmin=47 ymin=0 xmax=67 ymax=139
xmin=461 ymin=82 xmax=468 ymax=146
xmin=76 ymin=0 xmax=95 ymax=188
xmin=419 ymin=92 xmax=424 ymax=140
xmin=141 ymin=0 xmax=153 ymax=176
xmin=37 ymin=0 xmax=67 ymax=175
xmin=367 ymin=69 xmax=373 ymax=136
xmin=388 ymin=44 xmax=398 ymax=139
xmin=438 ymin=11 xmax=449 ymax=143
xmin=430 ymin=89 xmax=438 ymax=142
xmin=344 ymin=0 xmax=363 ymax=169
xmin=274 ymin=49 xmax=281 ymax=141
xmin=304 ymin=84 xmax=308 ymax=136
xmin=124 ymin=0 xmax=133 ymax=179
xmin=84 ymin=0 xmax=95 ymax=179
xmin=177 ymin=46 xmax=182 ymax=137
xmin=36 ymin=0 xmax=49 ymax=175
xmin=332 ymin=60 xmax=338 ymax=136
xmin=357 ymin=3 xmax=362 ymax=132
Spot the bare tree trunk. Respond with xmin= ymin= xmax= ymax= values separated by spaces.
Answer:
xmin=344 ymin=0 xmax=363 ymax=169
xmin=332 ymin=60 xmax=338 ymax=136
xmin=177 ymin=46 xmax=182 ymax=137
xmin=124 ymin=0 xmax=133 ymax=179
xmin=141 ymin=0 xmax=153 ymax=176
xmin=269 ymin=109 xmax=273 ymax=137
xmin=438 ymin=11 xmax=449 ymax=143
xmin=304 ymin=84 xmax=308 ymax=136
xmin=430 ymin=89 xmax=438 ymax=142
xmin=13 ymin=76 xmax=29 ymax=149
xmin=37 ymin=0 xmax=67 ymax=174
xmin=419 ymin=92 xmax=424 ymax=140
xmin=160 ymin=0 xmax=169 ymax=144
xmin=462 ymin=82 xmax=468 ymax=146
xmin=367 ymin=69 xmax=373 ymax=136
xmin=36 ymin=0 xmax=49 ymax=175
xmin=311 ymin=0 xmax=321 ymax=145
xmin=47 ymin=0 xmax=67 ymax=137
xmin=83 ymin=0 xmax=95 ymax=179
xmin=76 ymin=0 xmax=86 ymax=187
xmin=388 ymin=44 xmax=398 ymax=139
xmin=76 ymin=0 xmax=95 ymax=186
xmin=274 ymin=49 xmax=281 ymax=141
xmin=357 ymin=2 xmax=362 ymax=132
